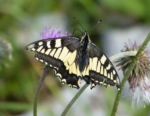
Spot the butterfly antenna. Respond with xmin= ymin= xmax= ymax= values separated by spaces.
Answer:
xmin=74 ymin=17 xmax=86 ymax=31
xmin=72 ymin=28 xmax=82 ymax=35
xmin=89 ymin=20 xmax=102 ymax=32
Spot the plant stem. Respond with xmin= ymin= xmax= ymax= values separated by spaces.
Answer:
xmin=33 ymin=66 xmax=50 ymax=116
xmin=110 ymin=32 xmax=150 ymax=116
xmin=110 ymin=51 xmax=137 ymax=62
xmin=61 ymin=84 xmax=89 ymax=116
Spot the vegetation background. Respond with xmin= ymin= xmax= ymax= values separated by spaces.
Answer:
xmin=0 ymin=0 xmax=150 ymax=116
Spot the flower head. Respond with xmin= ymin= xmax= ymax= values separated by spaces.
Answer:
xmin=40 ymin=27 xmax=71 ymax=40
xmin=117 ymin=41 xmax=150 ymax=107
xmin=0 ymin=39 xmax=12 ymax=69
xmin=0 ymin=40 xmax=12 ymax=61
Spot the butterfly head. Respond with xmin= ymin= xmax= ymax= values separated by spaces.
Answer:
xmin=81 ymin=31 xmax=91 ymax=42
xmin=82 ymin=31 xmax=88 ymax=36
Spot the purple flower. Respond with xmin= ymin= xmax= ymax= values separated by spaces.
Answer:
xmin=117 ymin=41 xmax=150 ymax=107
xmin=40 ymin=27 xmax=71 ymax=40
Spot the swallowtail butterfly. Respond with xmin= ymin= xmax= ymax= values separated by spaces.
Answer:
xmin=25 ymin=31 xmax=120 ymax=90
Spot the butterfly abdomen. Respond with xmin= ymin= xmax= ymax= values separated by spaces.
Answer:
xmin=77 ymin=34 xmax=90 ymax=72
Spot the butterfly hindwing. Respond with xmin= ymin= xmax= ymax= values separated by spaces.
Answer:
xmin=26 ymin=37 xmax=82 ymax=89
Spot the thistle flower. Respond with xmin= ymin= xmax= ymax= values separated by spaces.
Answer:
xmin=40 ymin=27 xmax=71 ymax=40
xmin=38 ymin=26 xmax=71 ymax=69
xmin=116 ymin=41 xmax=150 ymax=107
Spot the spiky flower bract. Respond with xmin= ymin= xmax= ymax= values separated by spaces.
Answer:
xmin=117 ymin=41 xmax=150 ymax=107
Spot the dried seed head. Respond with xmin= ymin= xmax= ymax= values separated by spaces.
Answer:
xmin=117 ymin=41 xmax=150 ymax=107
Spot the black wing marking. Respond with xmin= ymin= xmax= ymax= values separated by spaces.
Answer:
xmin=83 ymin=43 xmax=120 ymax=90
xmin=25 ymin=37 xmax=82 ymax=89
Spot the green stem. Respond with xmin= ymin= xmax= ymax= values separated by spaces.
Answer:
xmin=33 ymin=66 xmax=50 ymax=116
xmin=110 ymin=51 xmax=137 ymax=62
xmin=110 ymin=32 xmax=150 ymax=116
xmin=61 ymin=50 xmax=139 ymax=116
xmin=61 ymin=84 xmax=89 ymax=116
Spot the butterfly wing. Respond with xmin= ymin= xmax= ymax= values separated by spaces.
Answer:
xmin=25 ymin=37 xmax=82 ymax=89
xmin=82 ymin=42 xmax=120 ymax=90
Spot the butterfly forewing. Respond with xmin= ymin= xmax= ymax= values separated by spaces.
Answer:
xmin=26 ymin=37 xmax=82 ymax=89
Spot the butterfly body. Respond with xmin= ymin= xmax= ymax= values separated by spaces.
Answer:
xmin=76 ymin=32 xmax=90 ymax=71
xmin=26 ymin=31 xmax=120 ymax=90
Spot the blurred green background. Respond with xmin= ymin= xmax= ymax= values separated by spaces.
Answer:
xmin=0 ymin=0 xmax=150 ymax=116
